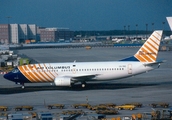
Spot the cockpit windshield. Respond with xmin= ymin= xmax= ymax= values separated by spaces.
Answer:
xmin=11 ymin=68 xmax=19 ymax=73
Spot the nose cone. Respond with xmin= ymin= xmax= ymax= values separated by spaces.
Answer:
xmin=3 ymin=72 xmax=13 ymax=81
xmin=3 ymin=68 xmax=31 ymax=83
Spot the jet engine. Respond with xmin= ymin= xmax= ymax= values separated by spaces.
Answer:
xmin=54 ymin=77 xmax=71 ymax=86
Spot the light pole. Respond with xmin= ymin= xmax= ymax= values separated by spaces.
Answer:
xmin=123 ymin=25 xmax=126 ymax=36
xmin=162 ymin=22 xmax=165 ymax=31
xmin=136 ymin=24 xmax=138 ymax=38
xmin=128 ymin=25 xmax=130 ymax=36
xmin=6 ymin=16 xmax=12 ymax=24
xmin=146 ymin=24 xmax=148 ymax=38
xmin=152 ymin=23 xmax=154 ymax=32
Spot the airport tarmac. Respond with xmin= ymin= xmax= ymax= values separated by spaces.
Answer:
xmin=0 ymin=47 xmax=172 ymax=118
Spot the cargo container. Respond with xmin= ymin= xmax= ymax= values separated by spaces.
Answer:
xmin=36 ymin=112 xmax=53 ymax=120
xmin=8 ymin=113 xmax=32 ymax=120
xmin=25 ymin=40 xmax=31 ymax=44
xmin=31 ymin=40 xmax=36 ymax=43
xmin=47 ymin=104 xmax=64 ymax=109
xmin=14 ymin=106 xmax=33 ymax=111
xmin=0 ymin=106 xmax=8 ymax=111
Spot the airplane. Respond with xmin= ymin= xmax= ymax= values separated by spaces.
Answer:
xmin=166 ymin=17 xmax=172 ymax=31
xmin=4 ymin=30 xmax=163 ymax=89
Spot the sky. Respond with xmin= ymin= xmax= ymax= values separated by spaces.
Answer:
xmin=0 ymin=0 xmax=172 ymax=31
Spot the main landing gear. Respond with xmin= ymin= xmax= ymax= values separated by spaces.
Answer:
xmin=81 ymin=82 xmax=86 ymax=88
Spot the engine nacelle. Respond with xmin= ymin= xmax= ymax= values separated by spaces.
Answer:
xmin=54 ymin=77 xmax=71 ymax=86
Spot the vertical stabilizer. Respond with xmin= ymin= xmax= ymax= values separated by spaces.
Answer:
xmin=134 ymin=31 xmax=163 ymax=62
xmin=166 ymin=17 xmax=172 ymax=31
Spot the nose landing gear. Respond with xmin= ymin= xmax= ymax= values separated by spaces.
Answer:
xmin=16 ymin=82 xmax=25 ymax=89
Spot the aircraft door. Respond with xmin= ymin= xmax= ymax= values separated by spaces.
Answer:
xmin=72 ymin=64 xmax=76 ymax=74
xmin=128 ymin=64 xmax=132 ymax=74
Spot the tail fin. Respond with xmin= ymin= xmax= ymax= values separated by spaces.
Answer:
xmin=166 ymin=17 xmax=172 ymax=31
xmin=134 ymin=30 xmax=163 ymax=62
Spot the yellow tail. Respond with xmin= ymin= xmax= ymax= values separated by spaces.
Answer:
xmin=134 ymin=30 xmax=163 ymax=62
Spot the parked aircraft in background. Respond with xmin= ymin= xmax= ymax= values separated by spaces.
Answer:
xmin=4 ymin=31 xmax=163 ymax=89
xmin=167 ymin=17 xmax=172 ymax=31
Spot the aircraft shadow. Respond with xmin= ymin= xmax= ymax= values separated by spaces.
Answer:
xmin=0 ymin=83 xmax=159 ymax=94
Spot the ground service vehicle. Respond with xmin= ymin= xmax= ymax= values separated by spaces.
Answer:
xmin=73 ymin=103 xmax=90 ymax=109
xmin=124 ymin=102 xmax=142 ymax=107
xmin=62 ymin=110 xmax=84 ymax=115
xmin=115 ymin=105 xmax=136 ymax=110
xmin=0 ymin=106 xmax=8 ymax=111
xmin=132 ymin=113 xmax=142 ymax=120
xmin=47 ymin=104 xmax=64 ymax=109
xmin=98 ymin=103 xmax=116 ymax=108
xmin=150 ymin=102 xmax=169 ymax=108
xmin=29 ymin=112 xmax=37 ymax=118
xmin=88 ymin=105 xmax=108 ymax=111
xmin=14 ymin=106 xmax=33 ymax=111
xmin=96 ymin=109 xmax=118 ymax=115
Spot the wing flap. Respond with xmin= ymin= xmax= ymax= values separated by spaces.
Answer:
xmin=71 ymin=74 xmax=98 ymax=82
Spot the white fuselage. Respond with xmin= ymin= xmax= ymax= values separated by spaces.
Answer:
xmin=22 ymin=61 xmax=156 ymax=83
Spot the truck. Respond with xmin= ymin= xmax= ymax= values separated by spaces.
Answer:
xmin=14 ymin=106 xmax=33 ymax=111
xmin=98 ymin=103 xmax=116 ymax=108
xmin=149 ymin=102 xmax=169 ymax=108
xmin=73 ymin=103 xmax=90 ymax=109
xmin=115 ymin=105 xmax=136 ymax=110
xmin=62 ymin=110 xmax=84 ymax=115
xmin=124 ymin=102 xmax=142 ymax=107
xmin=47 ymin=104 xmax=64 ymax=109
xmin=0 ymin=106 xmax=8 ymax=111
xmin=96 ymin=109 xmax=118 ymax=115
xmin=88 ymin=105 xmax=108 ymax=111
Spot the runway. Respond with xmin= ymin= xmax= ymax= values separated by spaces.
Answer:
xmin=0 ymin=47 xmax=172 ymax=118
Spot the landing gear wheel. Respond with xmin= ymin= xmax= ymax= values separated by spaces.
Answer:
xmin=21 ymin=83 xmax=25 ymax=89
xmin=22 ymin=85 xmax=25 ymax=89
xmin=81 ymin=82 xmax=86 ymax=88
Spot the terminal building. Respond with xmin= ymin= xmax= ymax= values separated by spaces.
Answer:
xmin=0 ymin=24 xmax=37 ymax=44
xmin=0 ymin=24 xmax=74 ymax=44
xmin=40 ymin=27 xmax=74 ymax=42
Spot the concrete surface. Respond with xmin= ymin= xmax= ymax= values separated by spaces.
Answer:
xmin=0 ymin=47 xmax=172 ymax=118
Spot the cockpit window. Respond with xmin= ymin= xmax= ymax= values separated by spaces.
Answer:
xmin=12 ymin=69 xmax=19 ymax=73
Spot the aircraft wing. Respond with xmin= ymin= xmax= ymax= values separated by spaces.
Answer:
xmin=70 ymin=74 xmax=99 ymax=82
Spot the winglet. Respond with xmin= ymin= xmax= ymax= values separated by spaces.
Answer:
xmin=134 ymin=30 xmax=163 ymax=62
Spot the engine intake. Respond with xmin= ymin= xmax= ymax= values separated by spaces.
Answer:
xmin=54 ymin=77 xmax=71 ymax=86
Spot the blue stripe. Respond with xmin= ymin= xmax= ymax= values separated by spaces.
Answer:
xmin=120 ymin=56 xmax=139 ymax=61
xmin=3 ymin=68 xmax=31 ymax=83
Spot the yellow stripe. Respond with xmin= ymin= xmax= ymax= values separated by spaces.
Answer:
xmin=144 ymin=44 xmax=156 ymax=61
xmin=48 ymin=63 xmax=56 ymax=78
xmin=38 ymin=64 xmax=52 ymax=82
xmin=147 ymin=41 xmax=158 ymax=51
xmin=36 ymin=64 xmax=51 ymax=82
xmin=141 ymin=48 xmax=154 ymax=62
xmin=32 ymin=64 xmax=48 ymax=82
xmin=144 ymin=44 xmax=156 ymax=56
xmin=150 ymin=38 xmax=158 ymax=47
xmin=18 ymin=66 xmax=35 ymax=82
xmin=153 ymin=34 xmax=160 ymax=42
xmin=25 ymin=65 xmax=40 ymax=82
xmin=135 ymin=54 xmax=147 ymax=62
xmin=43 ymin=64 xmax=54 ymax=81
